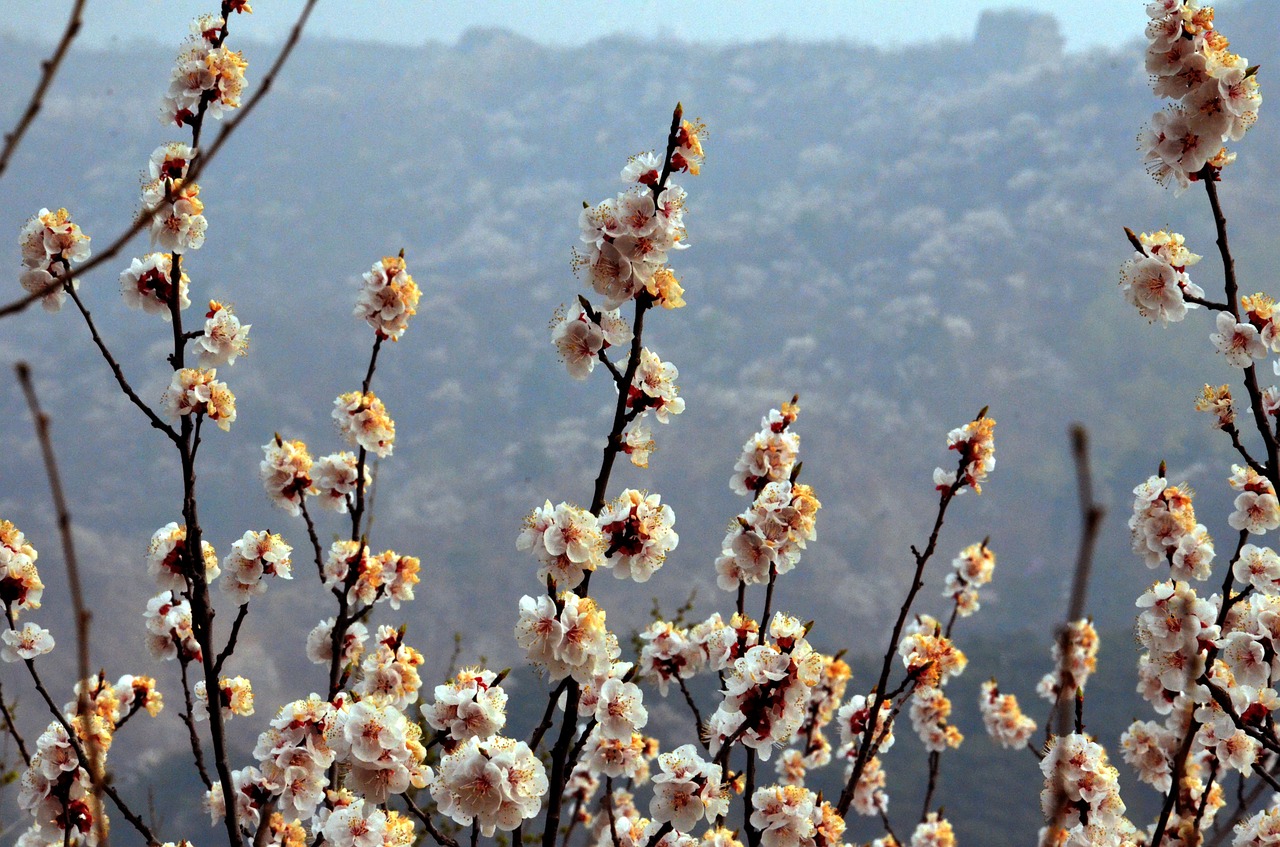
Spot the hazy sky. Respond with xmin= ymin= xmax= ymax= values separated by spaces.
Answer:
xmin=2 ymin=0 xmax=1153 ymax=50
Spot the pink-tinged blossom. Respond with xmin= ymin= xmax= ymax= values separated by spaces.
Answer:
xmin=120 ymin=253 xmax=190 ymax=317
xmin=1 ymin=622 xmax=54 ymax=662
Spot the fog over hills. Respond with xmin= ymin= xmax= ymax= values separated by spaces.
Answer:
xmin=1 ymin=4 xmax=1279 ymax=842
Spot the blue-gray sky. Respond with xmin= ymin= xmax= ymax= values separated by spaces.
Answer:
xmin=2 ymin=0 xmax=1151 ymax=49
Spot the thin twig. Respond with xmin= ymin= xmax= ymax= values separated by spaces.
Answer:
xmin=403 ymin=793 xmax=460 ymax=847
xmin=0 ymin=680 xmax=32 ymax=765
xmin=0 ymin=0 xmax=85 ymax=182
xmin=213 ymin=603 xmax=249 ymax=675
xmin=178 ymin=657 xmax=213 ymax=790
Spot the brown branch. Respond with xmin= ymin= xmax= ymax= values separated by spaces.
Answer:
xmin=0 ymin=0 xmax=320 ymax=320
xmin=1053 ymin=425 xmax=1104 ymax=738
xmin=63 ymin=283 xmax=180 ymax=445
xmin=402 ymin=793 xmax=460 ymax=847
xmin=177 ymin=657 xmax=213 ymax=790
xmin=0 ymin=680 xmax=32 ymax=765
xmin=213 ymin=603 xmax=249 ymax=676
xmin=0 ymin=0 xmax=85 ymax=182
xmin=835 ymin=465 xmax=965 ymax=818
xmin=15 ymin=361 xmax=107 ymax=846
xmin=676 ymin=676 xmax=708 ymax=752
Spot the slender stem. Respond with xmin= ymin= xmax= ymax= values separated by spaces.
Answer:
xmin=63 ymin=283 xmax=180 ymax=445
xmin=213 ymin=603 xmax=249 ymax=676
xmin=743 ymin=751 xmax=760 ymax=847
xmin=177 ymin=657 xmax=213 ymax=790
xmin=0 ymin=0 xmax=85 ymax=182
xmin=920 ymin=751 xmax=942 ymax=822
xmin=402 ymin=793 xmax=460 ymax=847
xmin=836 ymin=471 xmax=963 ymax=817
xmin=676 ymin=676 xmax=708 ymax=751
xmin=0 ymin=680 xmax=32 ymax=765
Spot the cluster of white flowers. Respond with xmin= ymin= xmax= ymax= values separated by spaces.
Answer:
xmin=431 ymin=735 xmax=547 ymax=835
xmin=518 ymin=500 xmax=606 ymax=589
xmin=259 ymin=436 xmax=315 ymax=515
xmin=716 ymin=482 xmax=821 ymax=591
xmin=978 ymin=680 xmax=1036 ymax=750
xmin=599 ymin=489 xmax=679 ymax=583
xmin=1228 ymin=463 xmax=1280 ymax=534
xmin=193 ymin=675 xmax=254 ymax=721
xmin=146 ymin=521 xmax=219 ymax=592
xmin=774 ymin=652 xmax=850 ymax=783
xmin=1234 ymin=807 xmax=1280 ymax=846
xmin=515 ymin=592 xmax=619 ymax=682
xmin=330 ymin=697 xmax=431 ymax=804
xmin=1128 ymin=473 xmax=1214 ymax=580
xmin=1039 ymin=733 xmax=1136 ymax=846
xmin=333 ymin=391 xmax=396 ymax=457
xmin=649 ymin=744 xmax=727 ymax=832
xmin=220 ymin=529 xmax=291 ymax=602
xmin=64 ymin=673 xmax=164 ymax=725
xmin=251 ymin=695 xmax=337 ymax=822
xmin=943 ymin=541 xmax=994 ymax=617
xmin=17 ymin=207 xmax=91 ymax=312
xmin=932 ymin=413 xmax=996 ymax=494
xmin=707 ymin=614 xmax=824 ymax=760
xmin=163 ymin=367 xmax=237 ymax=431
xmin=628 ymin=348 xmax=686 ymax=424
xmin=195 ymin=300 xmax=250 ymax=367
xmin=1141 ymin=0 xmax=1261 ymax=191
xmin=204 ymin=764 xmax=276 ymax=834
xmin=143 ymin=174 xmax=208 ymax=254
xmin=731 ymin=403 xmax=800 ymax=495
xmin=1135 ymin=581 xmax=1217 ymax=704
xmin=0 ymin=520 xmax=43 ymax=617
xmin=306 ymin=616 xmax=368 ymax=667
xmin=143 ymin=590 xmax=201 ymax=661
xmin=421 ymin=666 xmax=508 ymax=742
xmin=355 ymin=254 xmax=421 ymax=341
xmin=1119 ymin=229 xmax=1204 ymax=324
xmin=120 ymin=252 xmax=191 ymax=317
xmin=16 ymin=718 xmax=111 ymax=847
xmin=354 ymin=625 xmax=424 ymax=712
xmin=1037 ymin=618 xmax=1099 ymax=703
xmin=322 ymin=540 xmax=420 ymax=609
xmin=160 ymin=8 xmax=249 ymax=127
xmin=551 ymin=300 xmax=632 ymax=380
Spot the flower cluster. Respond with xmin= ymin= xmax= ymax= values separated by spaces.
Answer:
xmin=333 ymin=391 xmax=395 ymax=457
xmin=260 ymin=436 xmax=315 ymax=515
xmin=599 ymin=489 xmax=679 ymax=583
xmin=421 ymin=666 xmax=509 ymax=742
xmin=943 ymin=541 xmax=994 ymax=617
xmin=707 ymin=614 xmax=824 ymax=760
xmin=16 ymin=718 xmax=111 ymax=847
xmin=1228 ymin=463 xmax=1280 ymax=534
xmin=163 ymin=367 xmax=236 ymax=431
xmin=730 ymin=402 xmax=800 ymax=496
xmin=1039 ymin=733 xmax=1136 ymax=846
xmin=251 ymin=695 xmax=337 ymax=822
xmin=716 ymin=480 xmax=821 ymax=590
xmin=331 ymin=698 xmax=431 ymax=804
xmin=650 ymin=744 xmax=727 ymax=832
xmin=932 ymin=412 xmax=996 ymax=494
xmin=220 ymin=529 xmax=292 ymax=602
xmin=355 ymin=625 xmax=425 ymax=712
xmin=1128 ymin=473 xmax=1214 ymax=579
xmin=18 ymin=208 xmax=91 ymax=312
xmin=1141 ymin=0 xmax=1262 ymax=191
xmin=120 ymin=252 xmax=191 ymax=317
xmin=161 ymin=11 xmax=250 ymax=127
xmin=143 ymin=591 xmax=201 ymax=661
xmin=978 ymin=680 xmax=1036 ymax=750
xmin=355 ymin=254 xmax=421 ymax=341
xmin=1119 ymin=229 xmax=1204 ymax=324
xmin=515 ymin=592 xmax=619 ymax=683
xmin=0 ymin=519 xmax=44 ymax=614
xmin=628 ymin=348 xmax=686 ymax=423
xmin=1037 ymin=618 xmax=1099 ymax=703
xmin=551 ymin=300 xmax=632 ymax=380
xmin=146 ymin=521 xmax=219 ymax=592
xmin=518 ymin=500 xmax=606 ymax=589
xmin=194 ymin=675 xmax=255 ymax=721
xmin=143 ymin=176 xmax=208 ymax=254
xmin=196 ymin=300 xmax=250 ymax=367
xmin=432 ymin=735 xmax=547 ymax=835
xmin=322 ymin=540 xmax=419 ymax=609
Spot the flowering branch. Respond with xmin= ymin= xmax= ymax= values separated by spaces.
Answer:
xmin=0 ymin=0 xmax=319 ymax=321
xmin=0 ymin=0 xmax=84 ymax=182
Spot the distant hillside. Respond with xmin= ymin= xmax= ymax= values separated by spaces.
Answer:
xmin=0 ymin=3 xmax=1277 ymax=843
